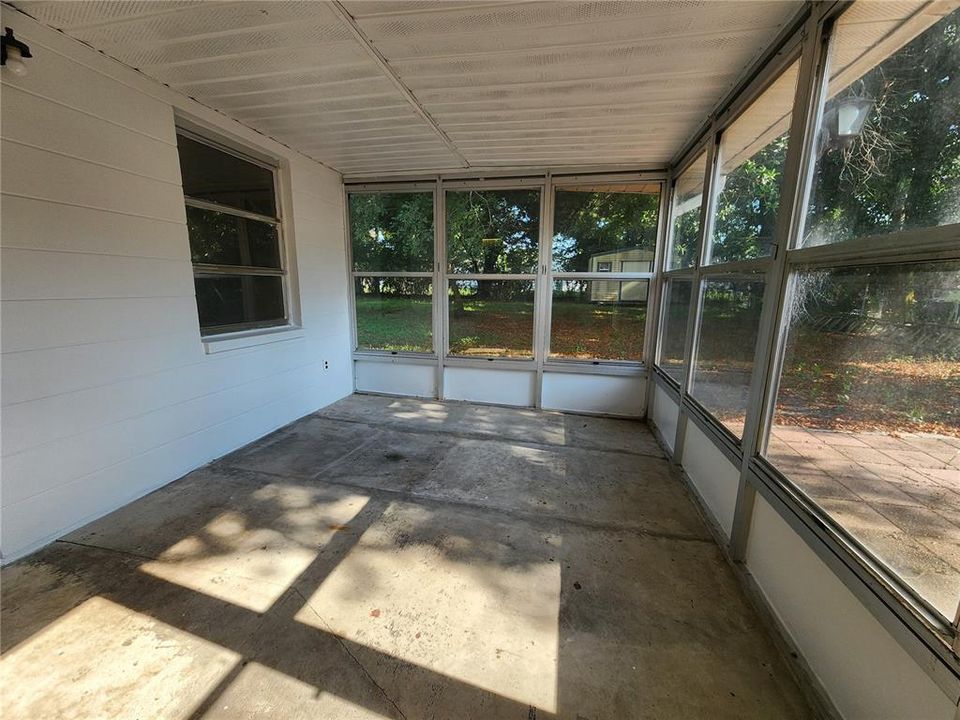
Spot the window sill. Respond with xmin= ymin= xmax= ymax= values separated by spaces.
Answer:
xmin=543 ymin=360 xmax=646 ymax=376
xmin=202 ymin=326 xmax=304 ymax=354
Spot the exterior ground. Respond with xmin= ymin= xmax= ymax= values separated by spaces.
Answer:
xmin=768 ymin=426 xmax=960 ymax=619
xmin=1 ymin=395 xmax=810 ymax=720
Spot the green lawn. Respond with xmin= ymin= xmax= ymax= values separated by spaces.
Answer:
xmin=356 ymin=296 xmax=432 ymax=352
xmin=549 ymin=301 xmax=645 ymax=361
xmin=448 ymin=299 xmax=534 ymax=357
xmin=356 ymin=296 xmax=646 ymax=360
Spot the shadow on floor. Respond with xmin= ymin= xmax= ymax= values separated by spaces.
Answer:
xmin=1 ymin=395 xmax=811 ymax=720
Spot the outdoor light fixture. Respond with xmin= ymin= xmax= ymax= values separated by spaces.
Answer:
xmin=1 ymin=27 xmax=32 ymax=76
xmin=820 ymin=95 xmax=874 ymax=153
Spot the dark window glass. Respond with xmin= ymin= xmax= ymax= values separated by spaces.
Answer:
xmin=691 ymin=276 xmax=766 ymax=438
xmin=194 ymin=275 xmax=285 ymax=332
xmin=448 ymin=280 xmax=535 ymax=358
xmin=549 ymin=280 xmax=647 ymax=362
xmin=766 ymin=261 xmax=960 ymax=618
xmin=552 ymin=185 xmax=660 ymax=273
xmin=355 ymin=277 xmax=433 ymax=353
xmin=187 ymin=206 xmax=280 ymax=269
xmin=446 ymin=190 xmax=540 ymax=274
xmin=177 ymin=135 xmax=276 ymax=218
xmin=349 ymin=192 xmax=434 ymax=272
xmin=659 ymin=279 xmax=693 ymax=381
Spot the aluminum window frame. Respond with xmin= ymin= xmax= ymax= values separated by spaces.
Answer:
xmin=176 ymin=129 xmax=290 ymax=338
xmin=443 ymin=181 xmax=545 ymax=364
xmin=346 ymin=172 xmax=672 ymax=406
xmin=655 ymin=0 xmax=960 ymax=697
xmin=750 ymin=2 xmax=960 ymax=631
xmin=545 ymin=175 xmax=665 ymax=369
xmin=345 ymin=185 xmax=439 ymax=359
xmin=665 ymin=150 xmax=709 ymax=273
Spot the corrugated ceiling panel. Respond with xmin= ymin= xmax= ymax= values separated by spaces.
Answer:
xmin=13 ymin=0 xmax=807 ymax=175
xmin=10 ymin=1 xmax=195 ymax=30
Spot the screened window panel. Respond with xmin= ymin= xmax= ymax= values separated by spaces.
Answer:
xmin=690 ymin=276 xmax=766 ymax=438
xmin=709 ymin=61 xmax=800 ymax=264
xmin=658 ymin=278 xmax=694 ymax=382
xmin=552 ymin=185 xmax=660 ymax=273
xmin=765 ymin=260 xmax=960 ymax=619
xmin=549 ymin=279 xmax=647 ymax=362
xmin=349 ymin=192 xmax=434 ymax=272
xmin=354 ymin=277 xmax=433 ymax=353
xmin=446 ymin=190 xmax=540 ymax=274
xmin=448 ymin=280 xmax=535 ymax=358
xmin=803 ymin=7 xmax=960 ymax=247
xmin=669 ymin=154 xmax=708 ymax=269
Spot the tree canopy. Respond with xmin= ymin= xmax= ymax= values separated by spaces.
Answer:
xmin=552 ymin=189 xmax=660 ymax=272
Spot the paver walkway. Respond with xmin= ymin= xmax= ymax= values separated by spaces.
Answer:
xmin=767 ymin=426 xmax=960 ymax=619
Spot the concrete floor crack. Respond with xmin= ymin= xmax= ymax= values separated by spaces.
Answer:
xmin=293 ymin=587 xmax=409 ymax=720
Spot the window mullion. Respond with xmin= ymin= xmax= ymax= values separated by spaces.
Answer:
xmin=729 ymin=11 xmax=832 ymax=561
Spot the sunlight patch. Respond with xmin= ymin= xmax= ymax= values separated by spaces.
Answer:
xmin=142 ymin=492 xmax=370 ymax=612
xmin=294 ymin=501 xmax=562 ymax=712
xmin=1 ymin=596 xmax=239 ymax=719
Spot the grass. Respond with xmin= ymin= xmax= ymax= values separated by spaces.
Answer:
xmin=549 ymin=301 xmax=645 ymax=360
xmin=449 ymin=299 xmax=534 ymax=358
xmin=776 ymin=326 xmax=960 ymax=438
xmin=356 ymin=296 xmax=432 ymax=352
xmin=357 ymin=297 xmax=646 ymax=360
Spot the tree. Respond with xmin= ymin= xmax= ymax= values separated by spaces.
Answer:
xmin=552 ymin=189 xmax=660 ymax=272
xmin=348 ymin=192 xmax=434 ymax=274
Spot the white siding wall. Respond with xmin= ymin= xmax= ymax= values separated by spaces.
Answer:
xmin=0 ymin=9 xmax=352 ymax=561
xmin=647 ymin=386 xmax=957 ymax=718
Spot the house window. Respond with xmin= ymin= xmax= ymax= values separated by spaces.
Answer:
xmin=596 ymin=261 xmax=613 ymax=272
xmin=348 ymin=191 xmax=435 ymax=354
xmin=176 ymin=133 xmax=287 ymax=335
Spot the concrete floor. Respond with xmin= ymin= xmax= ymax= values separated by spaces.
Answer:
xmin=2 ymin=395 xmax=812 ymax=719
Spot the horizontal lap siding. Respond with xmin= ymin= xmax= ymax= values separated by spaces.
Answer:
xmin=0 ymin=9 xmax=351 ymax=560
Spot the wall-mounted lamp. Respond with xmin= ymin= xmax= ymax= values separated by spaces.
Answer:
xmin=820 ymin=95 xmax=874 ymax=153
xmin=1 ymin=27 xmax=32 ymax=76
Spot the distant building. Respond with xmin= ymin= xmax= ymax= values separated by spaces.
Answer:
xmin=588 ymin=247 xmax=654 ymax=302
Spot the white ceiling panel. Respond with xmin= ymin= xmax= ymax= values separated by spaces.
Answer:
xmin=13 ymin=0 xmax=804 ymax=177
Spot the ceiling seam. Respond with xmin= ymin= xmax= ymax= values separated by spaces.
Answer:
xmin=328 ymin=0 xmax=470 ymax=169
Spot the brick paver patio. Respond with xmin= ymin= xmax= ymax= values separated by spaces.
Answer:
xmin=766 ymin=426 xmax=960 ymax=619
